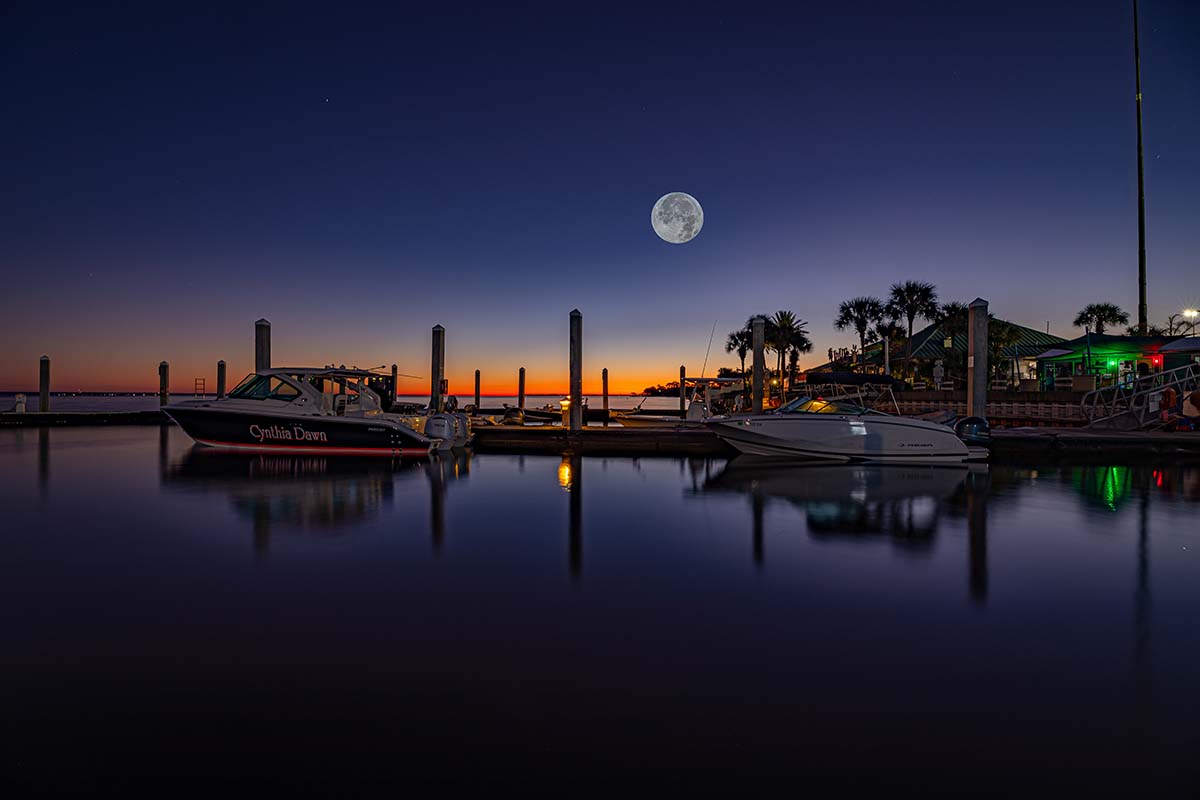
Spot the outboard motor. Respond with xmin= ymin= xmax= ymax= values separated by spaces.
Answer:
xmin=501 ymin=407 xmax=525 ymax=426
xmin=453 ymin=412 xmax=472 ymax=447
xmin=954 ymin=416 xmax=991 ymax=446
xmin=685 ymin=399 xmax=708 ymax=422
xmin=424 ymin=413 xmax=458 ymax=451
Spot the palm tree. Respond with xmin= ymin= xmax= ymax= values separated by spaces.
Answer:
xmin=769 ymin=311 xmax=800 ymax=400
xmin=937 ymin=301 xmax=970 ymax=379
xmin=1073 ymin=303 xmax=1129 ymax=334
xmin=886 ymin=281 xmax=940 ymax=379
xmin=834 ymin=296 xmax=885 ymax=372
xmin=724 ymin=329 xmax=751 ymax=386
xmin=988 ymin=319 xmax=1023 ymax=386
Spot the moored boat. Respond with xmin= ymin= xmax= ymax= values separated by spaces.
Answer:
xmin=164 ymin=367 xmax=454 ymax=456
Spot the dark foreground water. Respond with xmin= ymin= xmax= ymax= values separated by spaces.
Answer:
xmin=2 ymin=427 xmax=1197 ymax=791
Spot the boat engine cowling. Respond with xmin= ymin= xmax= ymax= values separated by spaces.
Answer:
xmin=424 ymin=413 xmax=458 ymax=450
xmin=954 ymin=416 xmax=991 ymax=446
xmin=453 ymin=413 xmax=471 ymax=446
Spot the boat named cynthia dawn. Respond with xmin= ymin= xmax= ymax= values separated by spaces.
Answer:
xmin=165 ymin=367 xmax=470 ymax=456
xmin=706 ymin=395 xmax=986 ymax=463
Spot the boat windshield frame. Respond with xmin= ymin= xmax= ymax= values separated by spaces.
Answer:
xmin=776 ymin=396 xmax=882 ymax=416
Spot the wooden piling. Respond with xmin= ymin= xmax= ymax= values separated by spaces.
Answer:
xmin=474 ymin=369 xmax=481 ymax=409
xmin=254 ymin=318 xmax=271 ymax=372
xmin=968 ymin=298 xmax=989 ymax=419
xmin=883 ymin=336 xmax=891 ymax=376
xmin=751 ymin=316 xmax=765 ymax=412
xmin=679 ymin=364 xmax=686 ymax=414
xmin=602 ymin=368 xmax=609 ymax=426
xmin=430 ymin=324 xmax=445 ymax=413
xmin=39 ymin=355 xmax=50 ymax=413
xmin=216 ymin=360 xmax=227 ymax=399
xmin=158 ymin=361 xmax=169 ymax=407
xmin=518 ymin=367 xmax=526 ymax=410
xmin=390 ymin=364 xmax=398 ymax=405
xmin=569 ymin=309 xmax=583 ymax=430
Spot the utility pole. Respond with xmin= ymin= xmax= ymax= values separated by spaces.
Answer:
xmin=1133 ymin=0 xmax=1148 ymax=334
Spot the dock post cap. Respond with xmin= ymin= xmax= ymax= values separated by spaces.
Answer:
xmin=570 ymin=308 xmax=582 ymax=316
xmin=255 ymin=318 xmax=270 ymax=326
xmin=40 ymin=355 xmax=49 ymax=360
xmin=218 ymin=359 xmax=225 ymax=365
xmin=432 ymin=323 xmax=444 ymax=331
xmin=968 ymin=298 xmax=988 ymax=308
xmin=159 ymin=360 xmax=169 ymax=367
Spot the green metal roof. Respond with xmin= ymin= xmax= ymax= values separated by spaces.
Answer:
xmin=853 ymin=320 xmax=1065 ymax=365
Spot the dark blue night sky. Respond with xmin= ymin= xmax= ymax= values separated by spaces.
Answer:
xmin=3 ymin=1 xmax=1197 ymax=391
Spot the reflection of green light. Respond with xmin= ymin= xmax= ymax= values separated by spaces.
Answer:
xmin=1073 ymin=465 xmax=1132 ymax=511
xmin=1107 ymin=360 xmax=1116 ymax=368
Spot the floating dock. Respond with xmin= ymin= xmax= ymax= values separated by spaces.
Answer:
xmin=992 ymin=428 xmax=1200 ymax=457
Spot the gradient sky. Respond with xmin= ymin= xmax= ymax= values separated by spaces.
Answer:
xmin=3 ymin=1 xmax=1198 ymax=394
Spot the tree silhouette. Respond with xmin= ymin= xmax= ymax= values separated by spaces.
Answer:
xmin=1074 ymin=303 xmax=1130 ymax=334
xmin=834 ymin=296 xmax=884 ymax=372
xmin=887 ymin=281 xmax=940 ymax=379
xmin=724 ymin=329 xmax=751 ymax=387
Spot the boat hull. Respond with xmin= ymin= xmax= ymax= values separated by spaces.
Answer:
xmin=707 ymin=414 xmax=974 ymax=463
xmin=164 ymin=405 xmax=433 ymax=457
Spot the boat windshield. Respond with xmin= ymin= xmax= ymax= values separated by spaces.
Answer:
xmin=227 ymin=373 xmax=301 ymax=402
xmin=777 ymin=396 xmax=874 ymax=415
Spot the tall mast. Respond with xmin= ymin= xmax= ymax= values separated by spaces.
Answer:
xmin=1133 ymin=0 xmax=1148 ymax=334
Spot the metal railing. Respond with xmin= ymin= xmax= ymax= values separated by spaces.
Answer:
xmin=1080 ymin=363 xmax=1200 ymax=428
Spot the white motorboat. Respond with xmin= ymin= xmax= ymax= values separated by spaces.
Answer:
xmin=165 ymin=367 xmax=470 ymax=456
xmin=706 ymin=395 xmax=984 ymax=463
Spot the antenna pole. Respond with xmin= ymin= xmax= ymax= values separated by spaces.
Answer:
xmin=1134 ymin=0 xmax=1148 ymax=334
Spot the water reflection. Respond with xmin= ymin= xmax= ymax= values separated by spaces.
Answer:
xmin=165 ymin=448 xmax=472 ymax=557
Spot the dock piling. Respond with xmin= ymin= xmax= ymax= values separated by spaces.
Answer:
xmin=569 ymin=309 xmax=583 ymax=430
xmin=968 ymin=298 xmax=989 ymax=418
xmin=474 ymin=369 xmax=481 ymax=409
xmin=883 ymin=336 xmax=891 ymax=376
xmin=751 ymin=316 xmax=765 ymax=412
xmin=679 ymin=365 xmax=686 ymax=414
xmin=254 ymin=319 xmax=271 ymax=371
xmin=430 ymin=324 xmax=445 ymax=413
xmin=216 ymin=360 xmax=227 ymax=399
xmin=518 ymin=367 xmax=526 ymax=410
xmin=390 ymin=364 xmax=398 ymax=405
xmin=158 ymin=361 xmax=169 ymax=407
xmin=39 ymin=356 xmax=50 ymax=413
xmin=602 ymin=368 xmax=609 ymax=426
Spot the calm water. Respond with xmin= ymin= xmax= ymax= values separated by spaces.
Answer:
xmin=1 ymin=394 xmax=676 ymax=413
xmin=2 ymin=427 xmax=1198 ymax=790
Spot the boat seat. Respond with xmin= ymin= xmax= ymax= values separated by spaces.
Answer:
xmin=333 ymin=394 xmax=348 ymax=416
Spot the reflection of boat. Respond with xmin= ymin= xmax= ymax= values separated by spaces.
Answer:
xmin=705 ymin=460 xmax=970 ymax=504
xmin=165 ymin=367 xmax=460 ymax=456
xmin=706 ymin=396 xmax=981 ymax=462
xmin=705 ymin=461 xmax=972 ymax=543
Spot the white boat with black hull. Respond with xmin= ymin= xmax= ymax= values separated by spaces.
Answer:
xmin=164 ymin=367 xmax=464 ymax=456
xmin=706 ymin=395 xmax=983 ymax=463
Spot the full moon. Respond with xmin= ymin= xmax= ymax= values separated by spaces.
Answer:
xmin=651 ymin=192 xmax=704 ymax=244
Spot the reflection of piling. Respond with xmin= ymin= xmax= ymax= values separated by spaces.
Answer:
xmin=752 ymin=489 xmax=765 ymax=568
xmin=602 ymin=368 xmax=609 ymax=426
xmin=217 ymin=360 xmax=227 ymax=399
xmin=158 ymin=361 xmax=170 ymax=406
xmin=430 ymin=458 xmax=446 ymax=556
xmin=679 ymin=365 xmax=686 ymax=414
xmin=474 ymin=369 xmax=481 ymax=409
xmin=569 ymin=309 xmax=583 ymax=431
xmin=39 ymin=356 xmax=50 ymax=413
xmin=255 ymin=318 xmax=271 ymax=371
xmin=751 ymin=316 xmax=765 ymax=412
xmin=568 ymin=452 xmax=582 ymax=580
xmin=967 ymin=298 xmax=988 ymax=418
xmin=518 ymin=367 xmax=526 ymax=411
xmin=965 ymin=469 xmax=989 ymax=604
xmin=430 ymin=324 xmax=446 ymax=413
xmin=38 ymin=427 xmax=49 ymax=492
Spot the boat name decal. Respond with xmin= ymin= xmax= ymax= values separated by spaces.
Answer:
xmin=249 ymin=423 xmax=329 ymax=443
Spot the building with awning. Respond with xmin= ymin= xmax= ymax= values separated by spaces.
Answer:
xmin=1034 ymin=333 xmax=1189 ymax=390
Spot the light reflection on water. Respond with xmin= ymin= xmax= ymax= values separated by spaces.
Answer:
xmin=1 ymin=427 xmax=1198 ymax=788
